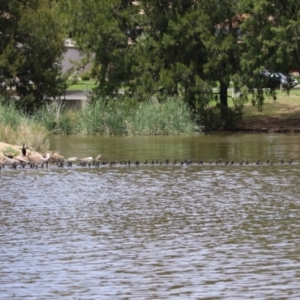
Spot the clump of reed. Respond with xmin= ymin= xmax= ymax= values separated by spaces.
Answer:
xmin=77 ymin=99 xmax=131 ymax=135
xmin=33 ymin=101 xmax=78 ymax=135
xmin=0 ymin=98 xmax=50 ymax=152
xmin=128 ymin=97 xmax=200 ymax=135
xmin=0 ymin=95 xmax=201 ymax=139
xmin=77 ymin=96 xmax=200 ymax=135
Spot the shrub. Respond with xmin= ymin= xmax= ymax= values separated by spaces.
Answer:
xmin=2 ymin=146 xmax=19 ymax=157
xmin=80 ymin=71 xmax=91 ymax=81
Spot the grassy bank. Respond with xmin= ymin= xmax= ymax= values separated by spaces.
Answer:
xmin=1 ymin=89 xmax=299 ymax=140
xmin=232 ymin=89 xmax=300 ymax=130
xmin=200 ymin=87 xmax=300 ymax=130
xmin=0 ymin=96 xmax=201 ymax=141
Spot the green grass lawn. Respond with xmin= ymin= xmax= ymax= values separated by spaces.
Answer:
xmin=67 ymin=80 xmax=97 ymax=91
xmin=242 ymin=89 xmax=300 ymax=117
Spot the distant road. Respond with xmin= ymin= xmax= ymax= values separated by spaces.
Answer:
xmin=65 ymin=88 xmax=300 ymax=101
xmin=11 ymin=90 xmax=90 ymax=101
xmin=59 ymin=90 xmax=90 ymax=100
xmin=11 ymin=86 xmax=300 ymax=101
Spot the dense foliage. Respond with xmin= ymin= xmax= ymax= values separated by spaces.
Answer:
xmin=1 ymin=0 xmax=300 ymax=128
xmin=0 ymin=0 xmax=65 ymax=112
xmin=65 ymin=0 xmax=300 ymax=120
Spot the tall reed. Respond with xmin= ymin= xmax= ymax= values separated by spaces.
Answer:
xmin=0 ymin=97 xmax=50 ymax=151
xmin=78 ymin=99 xmax=131 ymax=135
xmin=33 ymin=101 xmax=78 ymax=134
xmin=128 ymin=97 xmax=200 ymax=135
xmin=77 ymin=96 xmax=199 ymax=135
xmin=0 ymin=95 xmax=201 ymax=140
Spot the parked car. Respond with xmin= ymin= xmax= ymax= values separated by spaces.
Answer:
xmin=260 ymin=69 xmax=298 ymax=89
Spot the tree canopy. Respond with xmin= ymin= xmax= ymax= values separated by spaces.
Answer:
xmin=240 ymin=0 xmax=300 ymax=110
xmin=67 ymin=0 xmax=300 ymax=118
xmin=0 ymin=0 xmax=65 ymax=112
xmin=1 ymin=0 xmax=300 ymax=121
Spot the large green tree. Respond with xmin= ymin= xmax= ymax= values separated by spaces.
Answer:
xmin=65 ymin=0 xmax=142 ymax=96
xmin=241 ymin=0 xmax=300 ymax=110
xmin=66 ymin=0 xmax=210 ymax=109
xmin=133 ymin=0 xmax=209 ymax=111
xmin=197 ymin=0 xmax=250 ymax=119
xmin=129 ymin=0 xmax=251 ymax=120
xmin=67 ymin=0 xmax=249 ymax=118
xmin=0 ymin=0 xmax=65 ymax=112
xmin=66 ymin=0 xmax=300 ymax=122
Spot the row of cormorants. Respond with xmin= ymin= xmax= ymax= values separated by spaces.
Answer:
xmin=84 ymin=158 xmax=293 ymax=167
xmin=2 ymin=157 xmax=296 ymax=170
xmin=0 ymin=143 xmax=296 ymax=170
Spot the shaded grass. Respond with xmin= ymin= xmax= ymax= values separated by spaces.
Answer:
xmin=202 ymin=87 xmax=300 ymax=130
xmin=230 ymin=88 xmax=300 ymax=129
xmin=241 ymin=90 xmax=300 ymax=119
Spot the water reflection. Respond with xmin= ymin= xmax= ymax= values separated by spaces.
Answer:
xmin=1 ymin=134 xmax=300 ymax=299
xmin=50 ymin=133 xmax=300 ymax=162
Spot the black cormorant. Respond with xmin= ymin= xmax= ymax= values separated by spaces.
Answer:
xmin=22 ymin=144 xmax=26 ymax=157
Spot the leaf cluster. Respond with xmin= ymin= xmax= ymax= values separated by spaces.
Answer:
xmin=0 ymin=0 xmax=66 ymax=112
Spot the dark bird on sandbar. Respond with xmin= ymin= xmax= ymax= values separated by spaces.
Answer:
xmin=22 ymin=144 xmax=26 ymax=157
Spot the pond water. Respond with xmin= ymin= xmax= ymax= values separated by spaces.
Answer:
xmin=1 ymin=133 xmax=300 ymax=299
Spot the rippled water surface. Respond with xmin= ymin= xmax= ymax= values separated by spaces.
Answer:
xmin=1 ymin=133 xmax=300 ymax=299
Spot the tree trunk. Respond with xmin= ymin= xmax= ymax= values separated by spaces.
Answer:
xmin=185 ymin=82 xmax=196 ymax=113
xmin=219 ymin=80 xmax=229 ymax=119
